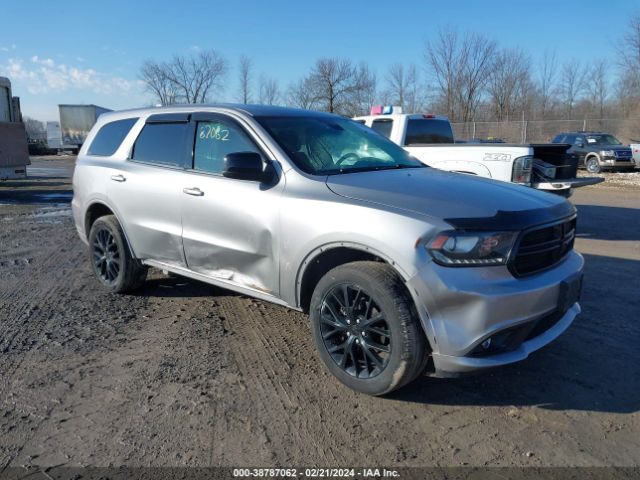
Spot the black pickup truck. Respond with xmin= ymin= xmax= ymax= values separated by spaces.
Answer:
xmin=551 ymin=131 xmax=634 ymax=173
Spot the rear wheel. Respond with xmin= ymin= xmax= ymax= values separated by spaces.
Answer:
xmin=309 ymin=261 xmax=428 ymax=395
xmin=586 ymin=156 xmax=601 ymax=173
xmin=88 ymin=215 xmax=147 ymax=293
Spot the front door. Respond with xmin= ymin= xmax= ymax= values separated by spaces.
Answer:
xmin=180 ymin=114 xmax=283 ymax=296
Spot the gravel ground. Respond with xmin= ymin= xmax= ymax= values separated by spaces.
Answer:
xmin=0 ymin=157 xmax=638 ymax=471
xmin=579 ymin=169 xmax=640 ymax=188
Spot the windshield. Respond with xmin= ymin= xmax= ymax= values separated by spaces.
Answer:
xmin=585 ymin=134 xmax=622 ymax=145
xmin=256 ymin=115 xmax=425 ymax=175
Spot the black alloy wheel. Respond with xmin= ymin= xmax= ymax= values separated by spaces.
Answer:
xmin=319 ymin=283 xmax=391 ymax=379
xmin=92 ymin=226 xmax=120 ymax=285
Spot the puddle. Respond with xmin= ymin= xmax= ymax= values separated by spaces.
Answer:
xmin=0 ymin=191 xmax=73 ymax=205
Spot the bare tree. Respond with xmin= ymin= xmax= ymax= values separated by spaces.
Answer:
xmin=538 ymin=50 xmax=558 ymax=119
xmin=616 ymin=13 xmax=640 ymax=114
xmin=425 ymin=28 xmax=462 ymax=119
xmin=351 ymin=63 xmax=377 ymax=116
xmin=139 ymin=60 xmax=178 ymax=105
xmin=488 ymin=49 xmax=531 ymax=121
xmin=587 ymin=60 xmax=608 ymax=118
xmin=619 ymin=13 xmax=640 ymax=70
xmin=425 ymin=28 xmax=496 ymax=122
xmin=559 ymin=60 xmax=586 ymax=119
xmin=305 ymin=58 xmax=375 ymax=116
xmin=139 ymin=50 xmax=227 ymax=104
xmin=23 ymin=116 xmax=45 ymax=141
xmin=259 ymin=74 xmax=280 ymax=105
xmin=287 ymin=77 xmax=317 ymax=110
xmin=458 ymin=33 xmax=497 ymax=123
xmin=238 ymin=55 xmax=253 ymax=104
xmin=384 ymin=63 xmax=421 ymax=112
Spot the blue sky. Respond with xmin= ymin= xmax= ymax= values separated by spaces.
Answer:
xmin=1 ymin=0 xmax=637 ymax=121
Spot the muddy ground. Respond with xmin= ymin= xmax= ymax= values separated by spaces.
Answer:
xmin=0 ymin=157 xmax=638 ymax=470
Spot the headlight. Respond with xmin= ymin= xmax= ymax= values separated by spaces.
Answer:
xmin=427 ymin=231 xmax=518 ymax=266
xmin=512 ymin=156 xmax=532 ymax=184
xmin=600 ymin=150 xmax=615 ymax=157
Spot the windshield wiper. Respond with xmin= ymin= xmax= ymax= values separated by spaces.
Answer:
xmin=325 ymin=164 xmax=425 ymax=175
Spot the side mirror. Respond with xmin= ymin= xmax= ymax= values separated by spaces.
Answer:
xmin=223 ymin=152 xmax=271 ymax=182
xmin=577 ymin=143 xmax=584 ymax=148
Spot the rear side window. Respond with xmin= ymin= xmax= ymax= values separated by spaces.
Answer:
xmin=405 ymin=119 xmax=454 ymax=145
xmin=371 ymin=119 xmax=393 ymax=138
xmin=132 ymin=123 xmax=189 ymax=167
xmin=552 ymin=135 xmax=565 ymax=143
xmin=87 ymin=118 xmax=138 ymax=156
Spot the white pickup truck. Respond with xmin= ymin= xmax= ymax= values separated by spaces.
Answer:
xmin=354 ymin=108 xmax=603 ymax=195
xmin=631 ymin=142 xmax=640 ymax=168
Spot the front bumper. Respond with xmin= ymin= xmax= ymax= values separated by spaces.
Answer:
xmin=407 ymin=250 xmax=584 ymax=375
xmin=432 ymin=303 xmax=580 ymax=376
xmin=601 ymin=158 xmax=635 ymax=168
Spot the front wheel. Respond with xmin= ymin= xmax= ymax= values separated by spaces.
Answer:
xmin=586 ymin=157 xmax=601 ymax=173
xmin=88 ymin=215 xmax=147 ymax=293
xmin=309 ymin=261 xmax=428 ymax=395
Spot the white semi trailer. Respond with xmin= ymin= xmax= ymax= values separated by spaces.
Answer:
xmin=0 ymin=76 xmax=29 ymax=180
xmin=59 ymin=104 xmax=111 ymax=153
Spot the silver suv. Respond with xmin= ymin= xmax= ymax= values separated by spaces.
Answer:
xmin=72 ymin=105 xmax=584 ymax=395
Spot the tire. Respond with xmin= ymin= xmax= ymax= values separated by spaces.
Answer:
xmin=585 ymin=156 xmax=601 ymax=173
xmin=88 ymin=215 xmax=147 ymax=293
xmin=309 ymin=261 xmax=428 ymax=396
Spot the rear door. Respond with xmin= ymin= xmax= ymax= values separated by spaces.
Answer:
xmin=107 ymin=114 xmax=189 ymax=267
xmin=180 ymin=113 xmax=283 ymax=296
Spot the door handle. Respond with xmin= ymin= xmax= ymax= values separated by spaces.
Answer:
xmin=183 ymin=187 xmax=204 ymax=196
xmin=110 ymin=174 xmax=126 ymax=182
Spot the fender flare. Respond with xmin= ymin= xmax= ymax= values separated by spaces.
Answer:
xmin=294 ymin=241 xmax=437 ymax=352
xmin=584 ymin=152 xmax=601 ymax=165
xmin=294 ymin=241 xmax=412 ymax=307
xmin=84 ymin=199 xmax=139 ymax=259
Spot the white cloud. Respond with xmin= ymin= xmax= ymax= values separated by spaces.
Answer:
xmin=0 ymin=56 xmax=134 ymax=95
xmin=1 ymin=44 xmax=17 ymax=52
xmin=32 ymin=55 xmax=55 ymax=67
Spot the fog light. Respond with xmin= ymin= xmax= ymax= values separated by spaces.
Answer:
xmin=481 ymin=338 xmax=492 ymax=350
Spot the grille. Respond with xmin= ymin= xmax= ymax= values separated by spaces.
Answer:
xmin=615 ymin=150 xmax=632 ymax=159
xmin=512 ymin=217 xmax=576 ymax=276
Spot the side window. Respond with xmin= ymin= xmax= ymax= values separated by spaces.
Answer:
xmin=87 ymin=118 xmax=138 ymax=156
xmin=574 ymin=136 xmax=584 ymax=146
xmin=132 ymin=122 xmax=189 ymax=167
xmin=371 ymin=119 xmax=393 ymax=138
xmin=193 ymin=120 xmax=260 ymax=175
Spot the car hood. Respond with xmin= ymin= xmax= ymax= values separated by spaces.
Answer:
xmin=325 ymin=168 xmax=576 ymax=230
xmin=599 ymin=145 xmax=631 ymax=150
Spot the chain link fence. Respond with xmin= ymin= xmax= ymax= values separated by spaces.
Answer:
xmin=451 ymin=118 xmax=640 ymax=144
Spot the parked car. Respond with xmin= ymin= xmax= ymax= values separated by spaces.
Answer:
xmin=73 ymin=105 xmax=584 ymax=395
xmin=354 ymin=108 xmax=602 ymax=196
xmin=551 ymin=131 xmax=634 ymax=173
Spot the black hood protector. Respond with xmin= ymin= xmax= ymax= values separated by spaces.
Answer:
xmin=444 ymin=201 xmax=576 ymax=231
